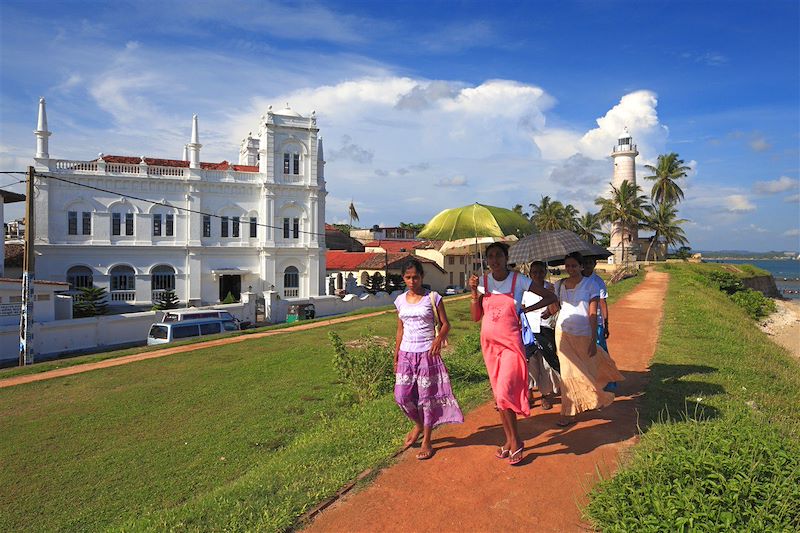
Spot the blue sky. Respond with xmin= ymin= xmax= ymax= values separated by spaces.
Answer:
xmin=1 ymin=0 xmax=798 ymax=252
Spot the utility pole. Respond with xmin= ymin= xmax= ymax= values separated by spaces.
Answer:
xmin=18 ymin=166 xmax=35 ymax=366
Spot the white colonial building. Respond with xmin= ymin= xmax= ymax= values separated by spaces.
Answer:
xmin=31 ymin=98 xmax=327 ymax=309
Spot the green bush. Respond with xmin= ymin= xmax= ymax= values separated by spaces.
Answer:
xmin=73 ymin=285 xmax=108 ymax=317
xmin=587 ymin=413 xmax=800 ymax=532
xmin=706 ymin=271 xmax=743 ymax=294
xmin=730 ymin=289 xmax=777 ymax=321
xmin=329 ymin=331 xmax=394 ymax=402
xmin=444 ymin=330 xmax=486 ymax=384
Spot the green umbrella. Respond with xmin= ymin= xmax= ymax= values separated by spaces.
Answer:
xmin=418 ymin=203 xmax=534 ymax=274
xmin=418 ymin=203 xmax=533 ymax=241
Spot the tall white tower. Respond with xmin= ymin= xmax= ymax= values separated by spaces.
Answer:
xmin=34 ymin=97 xmax=51 ymax=160
xmin=609 ymin=127 xmax=639 ymax=262
xmin=187 ymin=114 xmax=202 ymax=169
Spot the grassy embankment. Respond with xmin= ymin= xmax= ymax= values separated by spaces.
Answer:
xmin=0 ymin=301 xmax=403 ymax=380
xmin=586 ymin=263 xmax=800 ymax=531
xmin=0 ymin=272 xmax=643 ymax=532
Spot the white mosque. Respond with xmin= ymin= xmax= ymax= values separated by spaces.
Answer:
xmin=31 ymin=98 xmax=327 ymax=309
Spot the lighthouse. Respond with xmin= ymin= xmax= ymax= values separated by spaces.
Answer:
xmin=609 ymin=127 xmax=640 ymax=263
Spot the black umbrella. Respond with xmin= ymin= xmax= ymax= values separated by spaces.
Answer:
xmin=508 ymin=229 xmax=611 ymax=265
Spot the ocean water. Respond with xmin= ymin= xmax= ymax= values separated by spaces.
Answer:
xmin=705 ymin=259 xmax=800 ymax=299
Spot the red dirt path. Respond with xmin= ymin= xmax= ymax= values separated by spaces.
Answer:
xmin=305 ymin=271 xmax=669 ymax=533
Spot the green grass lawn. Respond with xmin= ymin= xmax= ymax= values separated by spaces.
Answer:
xmin=0 ymin=276 xmax=642 ymax=532
xmin=586 ymin=263 xmax=800 ymax=531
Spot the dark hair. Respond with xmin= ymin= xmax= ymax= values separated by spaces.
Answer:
xmin=530 ymin=261 xmax=546 ymax=269
xmin=401 ymin=258 xmax=424 ymax=277
xmin=486 ymin=242 xmax=509 ymax=259
xmin=564 ymin=251 xmax=584 ymax=265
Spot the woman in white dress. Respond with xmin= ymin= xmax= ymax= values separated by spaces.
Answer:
xmin=553 ymin=252 xmax=624 ymax=427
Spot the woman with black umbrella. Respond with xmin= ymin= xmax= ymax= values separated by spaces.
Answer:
xmin=552 ymin=252 xmax=624 ymax=427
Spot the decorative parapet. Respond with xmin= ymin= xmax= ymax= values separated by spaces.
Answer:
xmin=47 ymin=159 xmax=266 ymax=183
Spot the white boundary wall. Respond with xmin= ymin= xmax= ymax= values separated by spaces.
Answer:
xmin=0 ymin=295 xmax=257 ymax=361
xmin=265 ymin=290 xmax=401 ymax=323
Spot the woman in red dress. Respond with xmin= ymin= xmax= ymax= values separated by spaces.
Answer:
xmin=469 ymin=242 xmax=557 ymax=465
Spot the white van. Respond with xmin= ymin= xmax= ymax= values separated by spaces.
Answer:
xmin=147 ymin=317 xmax=240 ymax=346
xmin=161 ymin=309 xmax=238 ymax=323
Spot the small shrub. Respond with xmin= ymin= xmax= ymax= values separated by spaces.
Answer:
xmin=152 ymin=289 xmax=180 ymax=310
xmin=444 ymin=331 xmax=487 ymax=384
xmin=222 ymin=291 xmax=238 ymax=304
xmin=706 ymin=271 xmax=743 ymax=294
xmin=328 ymin=331 xmax=393 ymax=402
xmin=73 ymin=285 xmax=108 ymax=317
xmin=730 ymin=289 xmax=777 ymax=321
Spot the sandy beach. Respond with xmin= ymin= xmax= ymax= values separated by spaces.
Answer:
xmin=760 ymin=298 xmax=800 ymax=360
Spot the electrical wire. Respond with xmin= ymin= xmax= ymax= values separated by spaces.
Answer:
xmin=34 ymin=171 xmax=331 ymax=238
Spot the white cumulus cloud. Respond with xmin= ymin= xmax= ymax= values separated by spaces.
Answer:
xmin=725 ymin=194 xmax=756 ymax=212
xmin=753 ymin=176 xmax=798 ymax=194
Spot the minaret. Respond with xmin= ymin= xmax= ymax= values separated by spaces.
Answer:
xmin=34 ymin=97 xmax=52 ymax=159
xmin=609 ymin=127 xmax=639 ymax=262
xmin=182 ymin=144 xmax=188 ymax=162
xmin=187 ymin=114 xmax=202 ymax=169
xmin=317 ymin=137 xmax=325 ymax=181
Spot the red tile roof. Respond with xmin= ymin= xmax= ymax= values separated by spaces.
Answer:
xmin=99 ymin=155 xmax=259 ymax=173
xmin=325 ymin=251 xmax=445 ymax=273
xmin=325 ymin=251 xmax=376 ymax=271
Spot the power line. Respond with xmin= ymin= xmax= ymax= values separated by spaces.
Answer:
xmin=0 ymin=179 xmax=26 ymax=187
xmin=35 ymin=171 xmax=330 ymax=238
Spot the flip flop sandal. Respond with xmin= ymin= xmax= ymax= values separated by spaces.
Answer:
xmin=541 ymin=398 xmax=553 ymax=410
xmin=495 ymin=447 xmax=510 ymax=459
xmin=416 ymin=449 xmax=434 ymax=460
xmin=508 ymin=447 xmax=524 ymax=466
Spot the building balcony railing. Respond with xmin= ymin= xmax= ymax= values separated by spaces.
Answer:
xmin=282 ymin=173 xmax=303 ymax=183
xmin=284 ymin=288 xmax=299 ymax=298
xmin=612 ymin=144 xmax=637 ymax=153
xmin=110 ymin=290 xmax=135 ymax=302
xmin=48 ymin=159 xmax=262 ymax=183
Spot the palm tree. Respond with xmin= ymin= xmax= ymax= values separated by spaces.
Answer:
xmin=576 ymin=211 xmax=602 ymax=244
xmin=511 ymin=204 xmax=529 ymax=220
xmin=562 ymin=204 xmax=580 ymax=232
xmin=595 ymin=180 xmax=647 ymax=264
xmin=643 ymin=153 xmax=690 ymax=205
xmin=642 ymin=201 xmax=689 ymax=262
xmin=529 ymin=196 xmax=580 ymax=232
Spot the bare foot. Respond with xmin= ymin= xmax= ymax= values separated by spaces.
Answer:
xmin=403 ymin=427 xmax=422 ymax=450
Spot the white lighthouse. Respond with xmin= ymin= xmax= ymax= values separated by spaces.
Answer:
xmin=609 ymin=127 xmax=640 ymax=263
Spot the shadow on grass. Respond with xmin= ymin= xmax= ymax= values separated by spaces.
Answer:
xmin=429 ymin=362 xmax=725 ymax=466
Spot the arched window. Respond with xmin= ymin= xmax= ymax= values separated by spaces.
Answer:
xmin=283 ymin=266 xmax=299 ymax=297
xmin=66 ymin=266 xmax=93 ymax=291
xmin=151 ymin=265 xmax=176 ymax=291
xmin=110 ymin=265 xmax=135 ymax=291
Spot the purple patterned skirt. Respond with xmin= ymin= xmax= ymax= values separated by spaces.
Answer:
xmin=394 ymin=350 xmax=464 ymax=428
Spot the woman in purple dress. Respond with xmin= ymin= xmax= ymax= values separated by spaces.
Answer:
xmin=394 ymin=258 xmax=464 ymax=460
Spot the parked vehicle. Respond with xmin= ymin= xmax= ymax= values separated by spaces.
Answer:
xmin=445 ymin=285 xmax=465 ymax=295
xmin=147 ymin=317 xmax=240 ymax=346
xmin=162 ymin=309 xmax=238 ymax=323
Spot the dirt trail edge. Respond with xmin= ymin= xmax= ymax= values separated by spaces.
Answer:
xmin=305 ymin=271 xmax=669 ymax=533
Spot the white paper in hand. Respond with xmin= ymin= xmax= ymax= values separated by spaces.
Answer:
xmin=522 ymin=291 xmax=542 ymax=334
